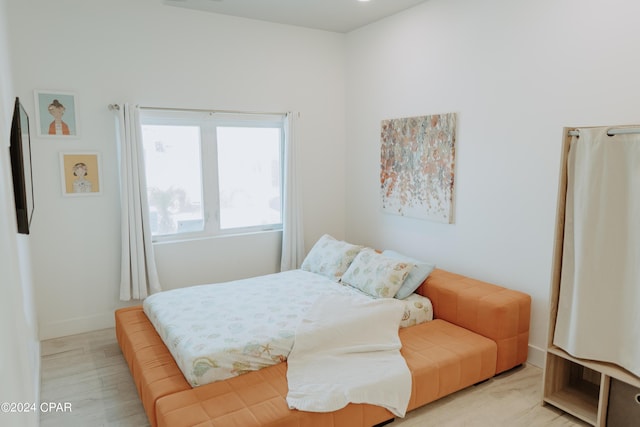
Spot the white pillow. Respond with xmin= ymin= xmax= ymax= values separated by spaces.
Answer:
xmin=398 ymin=294 xmax=434 ymax=328
xmin=382 ymin=250 xmax=435 ymax=300
xmin=301 ymin=234 xmax=363 ymax=281
xmin=341 ymin=248 xmax=413 ymax=298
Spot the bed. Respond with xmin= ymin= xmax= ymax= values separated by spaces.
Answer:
xmin=143 ymin=268 xmax=433 ymax=388
xmin=115 ymin=235 xmax=531 ymax=427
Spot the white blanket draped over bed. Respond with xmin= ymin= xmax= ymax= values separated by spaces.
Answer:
xmin=286 ymin=294 xmax=411 ymax=417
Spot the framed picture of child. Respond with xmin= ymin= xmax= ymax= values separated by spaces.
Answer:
xmin=60 ymin=152 xmax=101 ymax=196
xmin=34 ymin=90 xmax=79 ymax=138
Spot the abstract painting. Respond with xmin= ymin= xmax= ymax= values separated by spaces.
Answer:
xmin=380 ymin=113 xmax=457 ymax=223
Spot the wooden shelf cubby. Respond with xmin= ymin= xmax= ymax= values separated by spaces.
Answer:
xmin=543 ymin=350 xmax=607 ymax=426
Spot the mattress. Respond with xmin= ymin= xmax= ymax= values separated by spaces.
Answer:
xmin=143 ymin=269 xmax=433 ymax=387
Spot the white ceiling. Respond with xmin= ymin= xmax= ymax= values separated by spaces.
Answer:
xmin=163 ymin=0 xmax=429 ymax=33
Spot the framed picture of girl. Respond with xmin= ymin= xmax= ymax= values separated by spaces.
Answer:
xmin=59 ymin=152 xmax=101 ymax=196
xmin=34 ymin=90 xmax=79 ymax=138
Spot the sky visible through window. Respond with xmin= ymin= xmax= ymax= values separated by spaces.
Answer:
xmin=217 ymin=126 xmax=282 ymax=229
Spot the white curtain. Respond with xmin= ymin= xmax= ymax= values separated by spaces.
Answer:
xmin=280 ymin=112 xmax=305 ymax=271
xmin=553 ymin=126 xmax=640 ymax=376
xmin=114 ymin=104 xmax=161 ymax=300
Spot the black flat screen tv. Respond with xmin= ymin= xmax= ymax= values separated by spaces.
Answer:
xmin=9 ymin=97 xmax=34 ymax=234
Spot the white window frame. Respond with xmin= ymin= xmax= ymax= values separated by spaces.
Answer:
xmin=139 ymin=109 xmax=285 ymax=243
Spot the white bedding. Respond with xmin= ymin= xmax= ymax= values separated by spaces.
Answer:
xmin=286 ymin=294 xmax=412 ymax=417
xmin=143 ymin=269 xmax=433 ymax=387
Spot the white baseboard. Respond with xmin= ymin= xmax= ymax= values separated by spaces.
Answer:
xmin=527 ymin=344 xmax=546 ymax=368
xmin=38 ymin=312 xmax=115 ymax=341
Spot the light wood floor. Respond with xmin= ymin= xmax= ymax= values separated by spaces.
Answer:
xmin=41 ymin=328 xmax=589 ymax=427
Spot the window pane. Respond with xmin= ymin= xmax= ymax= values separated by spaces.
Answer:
xmin=216 ymin=127 xmax=282 ymax=230
xmin=141 ymin=125 xmax=204 ymax=236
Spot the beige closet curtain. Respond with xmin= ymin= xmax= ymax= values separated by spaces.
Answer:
xmin=553 ymin=127 xmax=640 ymax=377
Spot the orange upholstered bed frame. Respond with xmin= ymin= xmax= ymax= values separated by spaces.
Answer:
xmin=115 ymin=268 xmax=531 ymax=427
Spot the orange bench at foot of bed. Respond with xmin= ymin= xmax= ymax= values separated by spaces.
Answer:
xmin=156 ymin=320 xmax=497 ymax=427
xmin=115 ymin=268 xmax=531 ymax=427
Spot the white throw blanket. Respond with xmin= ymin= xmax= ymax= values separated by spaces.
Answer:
xmin=286 ymin=294 xmax=411 ymax=417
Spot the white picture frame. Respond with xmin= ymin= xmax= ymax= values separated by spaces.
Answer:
xmin=34 ymin=90 xmax=79 ymax=138
xmin=59 ymin=152 xmax=102 ymax=197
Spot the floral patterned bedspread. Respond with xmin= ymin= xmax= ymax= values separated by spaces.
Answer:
xmin=142 ymin=269 xmax=432 ymax=387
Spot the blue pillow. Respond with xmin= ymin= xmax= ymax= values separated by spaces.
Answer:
xmin=382 ymin=250 xmax=435 ymax=299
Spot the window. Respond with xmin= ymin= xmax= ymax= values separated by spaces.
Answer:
xmin=140 ymin=110 xmax=284 ymax=241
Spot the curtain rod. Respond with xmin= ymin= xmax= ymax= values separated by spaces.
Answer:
xmin=107 ymin=103 xmax=286 ymax=116
xmin=568 ymin=127 xmax=640 ymax=136
xmin=141 ymin=106 xmax=287 ymax=116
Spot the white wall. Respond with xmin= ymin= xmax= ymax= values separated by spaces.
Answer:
xmin=11 ymin=0 xmax=638 ymax=364
xmin=8 ymin=0 xmax=347 ymax=339
xmin=0 ymin=0 xmax=40 ymax=425
xmin=345 ymin=0 xmax=640 ymax=365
